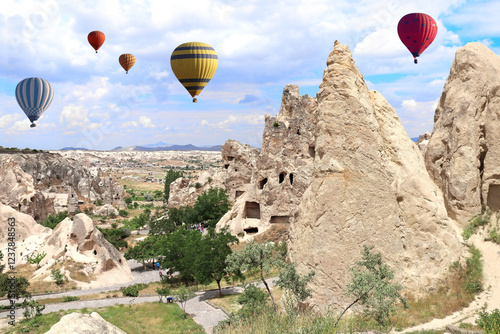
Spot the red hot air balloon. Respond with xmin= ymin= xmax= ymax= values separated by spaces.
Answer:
xmin=397 ymin=13 xmax=437 ymax=64
xmin=88 ymin=31 xmax=105 ymax=53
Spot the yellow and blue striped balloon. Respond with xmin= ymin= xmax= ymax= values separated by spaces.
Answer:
xmin=15 ymin=77 xmax=54 ymax=128
xmin=170 ymin=42 xmax=218 ymax=102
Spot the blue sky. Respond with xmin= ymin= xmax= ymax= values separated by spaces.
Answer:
xmin=0 ymin=0 xmax=498 ymax=150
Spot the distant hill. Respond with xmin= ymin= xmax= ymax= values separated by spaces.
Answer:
xmin=60 ymin=147 xmax=89 ymax=151
xmin=141 ymin=141 xmax=173 ymax=148
xmin=111 ymin=144 xmax=223 ymax=152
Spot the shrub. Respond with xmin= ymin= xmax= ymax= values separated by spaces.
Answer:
xmin=462 ymin=210 xmax=492 ymax=241
xmin=122 ymin=285 xmax=139 ymax=297
xmin=464 ymin=245 xmax=483 ymax=293
xmin=119 ymin=209 xmax=129 ymax=217
xmin=111 ymin=223 xmax=118 ymax=229
xmin=51 ymin=269 xmax=65 ymax=285
xmin=26 ymin=252 xmax=46 ymax=268
xmin=62 ymin=296 xmax=79 ymax=302
xmin=476 ymin=308 xmax=500 ymax=333
xmin=41 ymin=211 xmax=68 ymax=229
xmin=273 ymin=121 xmax=279 ymax=127
xmin=194 ymin=182 xmax=202 ymax=189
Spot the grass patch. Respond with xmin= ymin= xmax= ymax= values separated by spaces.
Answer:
xmin=462 ymin=209 xmax=492 ymax=241
xmin=119 ymin=179 xmax=163 ymax=191
xmin=391 ymin=244 xmax=483 ymax=329
xmin=5 ymin=302 xmax=204 ymax=334
xmin=208 ymin=293 xmax=241 ymax=313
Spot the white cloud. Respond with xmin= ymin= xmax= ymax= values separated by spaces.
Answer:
xmin=60 ymin=104 xmax=89 ymax=128
xmin=121 ymin=121 xmax=138 ymax=128
xmin=0 ymin=113 xmax=21 ymax=128
xmin=139 ymin=116 xmax=155 ymax=128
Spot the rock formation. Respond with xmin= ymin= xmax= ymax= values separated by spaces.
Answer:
xmin=287 ymin=41 xmax=462 ymax=312
xmin=216 ymin=84 xmax=318 ymax=237
xmin=0 ymin=152 xmax=125 ymax=221
xmin=425 ymin=42 xmax=500 ymax=223
xmin=94 ymin=204 xmax=119 ymax=217
xmin=45 ymin=312 xmax=126 ymax=334
xmin=416 ymin=131 xmax=431 ymax=154
xmin=35 ymin=213 xmax=132 ymax=286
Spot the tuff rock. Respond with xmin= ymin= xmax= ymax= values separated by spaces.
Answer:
xmin=44 ymin=312 xmax=126 ymax=334
xmin=425 ymin=42 xmax=500 ymax=223
xmin=287 ymin=41 xmax=462 ymax=312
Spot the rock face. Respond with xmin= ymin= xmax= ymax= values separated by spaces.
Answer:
xmin=0 ymin=204 xmax=52 ymax=268
xmin=416 ymin=131 xmax=431 ymax=154
xmin=94 ymin=204 xmax=119 ymax=217
xmin=0 ymin=152 xmax=125 ymax=221
xmin=36 ymin=213 xmax=132 ymax=284
xmin=425 ymin=43 xmax=500 ymax=223
xmin=45 ymin=312 xmax=126 ymax=334
xmin=287 ymin=41 xmax=462 ymax=312
xmin=216 ymin=84 xmax=318 ymax=237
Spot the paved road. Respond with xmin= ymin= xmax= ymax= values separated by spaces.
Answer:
xmin=0 ymin=251 xmax=278 ymax=333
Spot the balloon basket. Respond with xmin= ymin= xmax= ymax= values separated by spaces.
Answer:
xmin=30 ymin=123 xmax=36 ymax=128
xmin=414 ymin=59 xmax=418 ymax=64
xmin=193 ymin=98 xmax=197 ymax=103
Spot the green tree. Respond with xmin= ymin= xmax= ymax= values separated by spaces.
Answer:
xmin=276 ymin=262 xmax=315 ymax=317
xmin=0 ymin=274 xmax=31 ymax=299
xmin=41 ymin=211 xmax=68 ymax=229
xmin=150 ymin=206 xmax=195 ymax=234
xmin=225 ymin=241 xmax=279 ymax=312
xmin=194 ymin=228 xmax=238 ymax=296
xmin=164 ymin=169 xmax=184 ymax=203
xmin=159 ymin=229 xmax=202 ymax=285
xmin=335 ymin=245 xmax=407 ymax=329
xmin=193 ymin=188 xmax=231 ymax=228
xmin=173 ymin=285 xmax=195 ymax=317
xmin=156 ymin=285 xmax=171 ymax=303
xmin=236 ymin=283 xmax=270 ymax=318
xmin=124 ymin=235 xmax=164 ymax=271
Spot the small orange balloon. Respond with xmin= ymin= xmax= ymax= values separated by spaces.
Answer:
xmin=119 ymin=54 xmax=135 ymax=74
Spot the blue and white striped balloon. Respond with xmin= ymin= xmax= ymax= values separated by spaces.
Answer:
xmin=15 ymin=77 xmax=54 ymax=128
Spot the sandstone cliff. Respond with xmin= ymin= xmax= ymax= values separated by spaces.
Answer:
xmin=425 ymin=43 xmax=500 ymax=223
xmin=0 ymin=152 xmax=125 ymax=221
xmin=287 ymin=41 xmax=462 ymax=312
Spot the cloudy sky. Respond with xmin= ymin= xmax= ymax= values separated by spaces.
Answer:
xmin=0 ymin=0 xmax=498 ymax=150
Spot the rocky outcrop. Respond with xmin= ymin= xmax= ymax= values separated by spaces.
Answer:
xmin=94 ymin=204 xmax=119 ymax=217
xmin=45 ymin=312 xmax=126 ymax=334
xmin=36 ymin=213 xmax=132 ymax=284
xmin=0 ymin=152 xmax=125 ymax=221
xmin=416 ymin=131 xmax=431 ymax=154
xmin=0 ymin=204 xmax=52 ymax=266
xmin=425 ymin=43 xmax=500 ymax=223
xmin=216 ymin=84 xmax=318 ymax=238
xmin=287 ymin=41 xmax=462 ymax=312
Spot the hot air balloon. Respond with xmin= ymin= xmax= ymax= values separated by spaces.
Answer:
xmin=15 ymin=77 xmax=54 ymax=128
xmin=397 ymin=13 xmax=438 ymax=64
xmin=170 ymin=42 xmax=218 ymax=102
xmin=88 ymin=31 xmax=105 ymax=53
xmin=119 ymin=54 xmax=135 ymax=74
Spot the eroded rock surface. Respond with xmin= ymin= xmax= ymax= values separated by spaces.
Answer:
xmin=287 ymin=41 xmax=461 ymax=312
xmin=0 ymin=152 xmax=125 ymax=221
xmin=425 ymin=43 xmax=500 ymax=223
xmin=44 ymin=312 xmax=126 ymax=334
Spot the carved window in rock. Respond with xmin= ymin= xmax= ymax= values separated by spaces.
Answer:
xmin=259 ymin=178 xmax=268 ymax=189
xmin=245 ymin=202 xmax=261 ymax=219
xmin=236 ymin=191 xmax=244 ymax=199
xmin=309 ymin=145 xmax=315 ymax=158
xmin=487 ymin=184 xmax=500 ymax=211
xmin=289 ymin=173 xmax=294 ymax=185
xmin=244 ymin=227 xmax=259 ymax=234
xmin=224 ymin=164 xmax=229 ymax=169
xmin=279 ymin=172 xmax=286 ymax=184
xmin=227 ymin=156 xmax=235 ymax=161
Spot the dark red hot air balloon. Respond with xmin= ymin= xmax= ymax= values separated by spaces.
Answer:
xmin=398 ymin=13 xmax=437 ymax=64
xmin=88 ymin=31 xmax=105 ymax=53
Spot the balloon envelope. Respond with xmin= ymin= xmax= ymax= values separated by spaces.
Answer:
xmin=119 ymin=54 xmax=135 ymax=74
xmin=15 ymin=77 xmax=54 ymax=127
xmin=170 ymin=42 xmax=218 ymax=102
xmin=88 ymin=31 xmax=105 ymax=53
xmin=397 ymin=13 xmax=437 ymax=63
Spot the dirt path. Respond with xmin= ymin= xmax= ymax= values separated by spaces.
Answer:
xmin=400 ymin=231 xmax=500 ymax=332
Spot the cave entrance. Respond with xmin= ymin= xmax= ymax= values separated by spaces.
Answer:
xmin=270 ymin=216 xmax=290 ymax=224
xmin=244 ymin=227 xmax=259 ymax=234
xmin=279 ymin=172 xmax=286 ymax=184
xmin=235 ymin=191 xmax=244 ymax=199
xmin=259 ymin=178 xmax=268 ymax=189
xmin=309 ymin=145 xmax=315 ymax=158
xmin=487 ymin=184 xmax=500 ymax=211
xmin=245 ymin=202 xmax=261 ymax=219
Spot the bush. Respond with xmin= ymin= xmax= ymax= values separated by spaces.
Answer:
xmin=51 ymin=269 xmax=66 ymax=285
xmin=119 ymin=209 xmax=129 ymax=217
xmin=476 ymin=308 xmax=500 ymax=333
xmin=273 ymin=121 xmax=279 ymax=127
xmin=62 ymin=296 xmax=79 ymax=302
xmin=26 ymin=252 xmax=46 ymax=268
xmin=464 ymin=245 xmax=483 ymax=294
xmin=462 ymin=210 xmax=492 ymax=241
xmin=122 ymin=285 xmax=139 ymax=297
xmin=237 ymin=284 xmax=270 ymax=318
xmin=41 ymin=211 xmax=68 ymax=229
